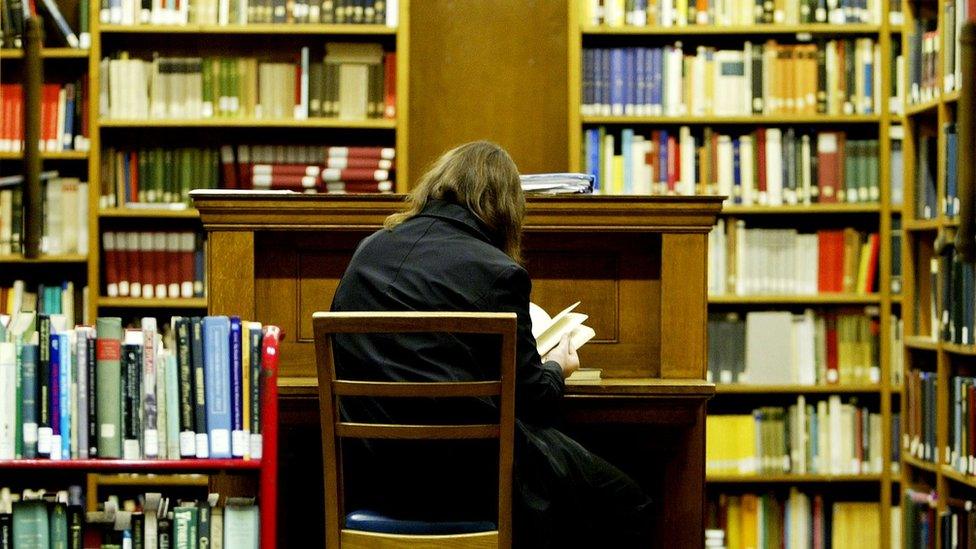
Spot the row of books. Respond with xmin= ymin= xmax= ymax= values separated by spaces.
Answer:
xmin=584 ymin=126 xmax=879 ymax=202
xmin=939 ymin=498 xmax=976 ymax=549
xmin=904 ymin=370 xmax=937 ymax=464
xmin=0 ymin=82 xmax=91 ymax=153
xmin=101 ymin=44 xmax=395 ymax=121
xmin=224 ymin=144 xmax=396 ymax=193
xmin=707 ymin=310 xmax=880 ymax=386
xmin=0 ymin=0 xmax=89 ymax=48
xmin=942 ymin=0 xmax=970 ymax=97
xmin=706 ymin=396 xmax=884 ymax=476
xmin=0 ymin=486 xmax=258 ymax=549
xmin=102 ymin=231 xmax=205 ymax=299
xmin=939 ymin=245 xmax=976 ymax=347
xmin=101 ymin=0 xmax=396 ymax=26
xmin=0 ymin=315 xmax=280 ymax=460
xmin=949 ymin=376 xmax=976 ymax=477
xmin=903 ymin=489 xmax=937 ymax=549
xmin=0 ymin=175 xmax=90 ymax=257
xmin=0 ymin=281 xmax=83 ymax=321
xmin=581 ymin=0 xmax=884 ymax=27
xmin=907 ymin=17 xmax=944 ymax=106
xmin=99 ymin=148 xmax=221 ymax=209
xmin=581 ymin=39 xmax=880 ymax=118
xmin=705 ymin=492 xmax=882 ymax=549
xmin=707 ymin=221 xmax=880 ymax=296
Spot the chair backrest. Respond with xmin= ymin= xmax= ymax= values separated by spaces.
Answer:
xmin=312 ymin=311 xmax=518 ymax=548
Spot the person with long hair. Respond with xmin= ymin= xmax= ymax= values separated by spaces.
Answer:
xmin=330 ymin=141 xmax=654 ymax=547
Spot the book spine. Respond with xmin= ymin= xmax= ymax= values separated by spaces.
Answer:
xmin=20 ymin=344 xmax=38 ymax=458
xmin=37 ymin=315 xmax=52 ymax=456
xmin=48 ymin=332 xmax=62 ymax=459
xmin=204 ymin=316 xmax=232 ymax=458
xmin=122 ymin=331 xmax=143 ymax=459
xmin=248 ymin=326 xmax=262 ymax=458
xmin=0 ymin=343 xmax=14 ymax=460
xmin=230 ymin=316 xmax=245 ymax=457
xmin=76 ymin=329 xmax=88 ymax=459
xmin=142 ymin=318 xmax=159 ymax=458
xmin=57 ymin=332 xmax=70 ymax=460
xmin=191 ymin=317 xmax=209 ymax=458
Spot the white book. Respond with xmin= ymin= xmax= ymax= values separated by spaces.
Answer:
xmin=716 ymin=135 xmax=733 ymax=203
xmin=765 ymin=128 xmax=783 ymax=205
xmin=744 ymin=311 xmax=794 ymax=384
xmin=77 ymin=182 xmax=89 ymax=254
xmin=828 ymin=395 xmax=843 ymax=474
xmin=142 ymin=318 xmax=159 ymax=459
xmin=794 ymin=311 xmax=816 ymax=384
xmin=713 ymin=50 xmax=744 ymax=116
xmin=529 ymin=302 xmax=595 ymax=357
xmin=679 ymin=127 xmax=695 ymax=196
xmin=740 ymin=135 xmax=754 ymax=205
xmin=0 ymin=343 xmax=15 ymax=459
xmin=224 ymin=503 xmax=259 ymax=549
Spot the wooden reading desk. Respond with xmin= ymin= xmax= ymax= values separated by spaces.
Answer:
xmin=193 ymin=191 xmax=722 ymax=548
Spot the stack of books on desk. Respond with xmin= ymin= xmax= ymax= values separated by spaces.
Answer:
xmin=520 ymin=173 xmax=594 ymax=194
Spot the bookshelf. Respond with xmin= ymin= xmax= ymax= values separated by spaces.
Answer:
xmin=83 ymin=0 xmax=411 ymax=324
xmin=567 ymin=1 xmax=902 ymax=545
xmin=897 ymin=0 xmax=976 ymax=545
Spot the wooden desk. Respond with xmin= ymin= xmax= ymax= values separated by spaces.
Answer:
xmin=193 ymin=192 xmax=722 ymax=548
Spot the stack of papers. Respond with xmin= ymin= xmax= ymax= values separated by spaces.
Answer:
xmin=520 ymin=173 xmax=594 ymax=194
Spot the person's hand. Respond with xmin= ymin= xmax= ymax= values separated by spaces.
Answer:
xmin=544 ymin=334 xmax=580 ymax=379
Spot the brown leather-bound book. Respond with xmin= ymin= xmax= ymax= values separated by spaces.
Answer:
xmin=22 ymin=17 xmax=44 ymax=258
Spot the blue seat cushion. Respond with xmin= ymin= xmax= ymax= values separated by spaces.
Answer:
xmin=345 ymin=509 xmax=496 ymax=535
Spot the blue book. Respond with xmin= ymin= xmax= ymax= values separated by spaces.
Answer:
xmin=658 ymin=130 xmax=669 ymax=188
xmin=946 ymin=124 xmax=958 ymax=217
xmin=600 ymin=48 xmax=610 ymax=114
xmin=863 ymin=60 xmax=873 ymax=113
xmin=203 ymin=316 xmax=232 ymax=458
xmin=48 ymin=333 xmax=62 ymax=459
xmin=62 ymin=90 xmax=74 ymax=150
xmin=13 ymin=500 xmax=50 ymax=547
xmin=732 ymin=138 xmax=742 ymax=204
xmin=21 ymin=344 xmax=38 ymax=458
xmin=623 ymin=48 xmax=635 ymax=115
xmin=651 ymin=48 xmax=663 ymax=114
xmin=230 ymin=316 xmax=245 ymax=457
xmin=582 ymin=49 xmax=593 ymax=110
xmin=635 ymin=48 xmax=646 ymax=115
xmin=621 ymin=129 xmax=633 ymax=195
xmin=585 ymin=129 xmax=600 ymax=185
xmin=953 ymin=377 xmax=963 ymax=470
xmin=58 ymin=332 xmax=70 ymax=459
xmin=610 ymin=48 xmax=624 ymax=116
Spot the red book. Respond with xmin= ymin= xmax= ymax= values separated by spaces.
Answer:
xmin=325 ymin=181 xmax=393 ymax=193
xmin=126 ymin=232 xmax=143 ymax=298
xmin=260 ymin=326 xmax=281 ymax=549
xmin=325 ymin=146 xmax=395 ymax=160
xmin=140 ymin=232 xmax=156 ymax=299
xmin=383 ymin=52 xmax=396 ymax=119
xmin=220 ymin=146 xmax=238 ymax=190
xmin=166 ymin=232 xmax=180 ymax=298
xmin=153 ymin=232 xmax=167 ymax=299
xmin=863 ymin=233 xmax=880 ymax=293
xmin=669 ymin=132 xmax=679 ymax=193
xmin=0 ymin=85 xmax=11 ymax=151
xmin=321 ymin=168 xmax=389 ymax=182
xmin=325 ymin=157 xmax=393 ymax=170
xmin=250 ymin=174 xmax=319 ymax=190
xmin=756 ymin=128 xmax=767 ymax=199
xmin=817 ymin=230 xmax=835 ymax=292
xmin=103 ymin=232 xmax=120 ymax=297
xmin=251 ymin=164 xmax=322 ymax=177
xmin=180 ymin=232 xmax=195 ymax=299
xmin=116 ymin=231 xmax=130 ymax=297
xmin=80 ymin=75 xmax=89 ymax=143
xmin=825 ymin=313 xmax=838 ymax=383
xmin=129 ymin=151 xmax=140 ymax=204
xmin=649 ymin=132 xmax=661 ymax=191
xmin=816 ymin=132 xmax=840 ymax=203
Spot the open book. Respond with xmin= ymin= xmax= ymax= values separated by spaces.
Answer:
xmin=529 ymin=302 xmax=599 ymax=381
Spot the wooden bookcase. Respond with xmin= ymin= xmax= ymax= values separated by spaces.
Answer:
xmin=82 ymin=1 xmax=411 ymax=323
xmin=566 ymin=1 xmax=903 ymax=545
xmin=898 ymin=0 xmax=975 ymax=545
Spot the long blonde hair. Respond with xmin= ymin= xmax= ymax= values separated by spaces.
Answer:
xmin=385 ymin=141 xmax=526 ymax=262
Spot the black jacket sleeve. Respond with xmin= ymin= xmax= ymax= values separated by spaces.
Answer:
xmin=489 ymin=264 xmax=565 ymax=420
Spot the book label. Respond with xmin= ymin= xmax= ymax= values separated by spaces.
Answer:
xmin=195 ymin=433 xmax=210 ymax=458
xmin=144 ymin=430 xmax=159 ymax=458
xmin=180 ymin=432 xmax=196 ymax=457
xmin=250 ymin=434 xmax=262 ymax=460
xmin=123 ymin=439 xmax=140 ymax=460
xmin=211 ymin=429 xmax=230 ymax=456
xmin=38 ymin=427 xmax=53 ymax=454
xmin=100 ymin=423 xmax=117 ymax=438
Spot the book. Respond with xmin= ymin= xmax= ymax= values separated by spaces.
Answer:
xmin=223 ymin=500 xmax=258 ymax=549
xmin=203 ymin=316 xmax=232 ymax=459
xmin=528 ymin=302 xmax=595 ymax=357
xmin=96 ymin=317 xmax=123 ymax=458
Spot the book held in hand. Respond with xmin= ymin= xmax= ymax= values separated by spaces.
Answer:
xmin=529 ymin=301 xmax=596 ymax=357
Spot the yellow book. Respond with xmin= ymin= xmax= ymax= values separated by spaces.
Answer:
xmin=726 ymin=496 xmax=741 ymax=549
xmin=612 ymin=155 xmax=625 ymax=195
xmin=740 ymin=494 xmax=758 ymax=549
xmin=675 ymin=0 xmax=688 ymax=26
xmin=736 ymin=414 xmax=756 ymax=475
xmin=856 ymin=240 xmax=872 ymax=294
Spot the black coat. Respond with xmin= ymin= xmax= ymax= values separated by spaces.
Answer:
xmin=330 ymin=198 xmax=653 ymax=547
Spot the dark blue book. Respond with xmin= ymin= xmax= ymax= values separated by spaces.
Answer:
xmin=650 ymin=48 xmax=663 ymax=114
xmin=48 ymin=333 xmax=61 ymax=459
xmin=204 ymin=316 xmax=232 ymax=459
xmin=623 ymin=48 xmax=635 ymax=115
xmin=658 ymin=130 xmax=669 ymax=187
xmin=191 ymin=317 xmax=209 ymax=458
xmin=732 ymin=138 xmax=742 ymax=204
xmin=249 ymin=326 xmax=263 ymax=457
xmin=230 ymin=316 xmax=245 ymax=457
xmin=610 ymin=48 xmax=624 ymax=116
xmin=635 ymin=48 xmax=646 ymax=114
xmin=945 ymin=123 xmax=958 ymax=217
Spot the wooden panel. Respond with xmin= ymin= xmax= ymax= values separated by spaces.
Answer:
xmin=660 ymin=233 xmax=706 ymax=379
xmin=208 ymin=231 xmax=255 ymax=319
xmin=407 ymin=0 xmax=569 ymax=180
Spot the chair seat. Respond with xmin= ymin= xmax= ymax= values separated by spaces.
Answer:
xmin=345 ymin=509 xmax=497 ymax=536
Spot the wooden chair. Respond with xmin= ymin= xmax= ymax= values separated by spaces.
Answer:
xmin=312 ymin=311 xmax=518 ymax=549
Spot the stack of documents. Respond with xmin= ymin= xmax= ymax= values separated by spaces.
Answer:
xmin=520 ymin=173 xmax=594 ymax=194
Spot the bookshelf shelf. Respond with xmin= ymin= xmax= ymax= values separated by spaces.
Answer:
xmin=98 ymin=297 xmax=208 ymax=308
xmin=715 ymin=384 xmax=881 ymax=394
xmin=0 ymin=254 xmax=88 ymax=264
xmin=99 ymin=207 xmax=200 ymax=219
xmin=905 ymin=98 xmax=941 ymax=117
xmin=944 ymin=89 xmax=960 ymax=105
xmin=708 ymin=294 xmax=881 ymax=305
xmin=0 ymin=459 xmax=261 ymax=470
xmin=706 ymin=474 xmax=883 ymax=483
xmin=941 ymin=466 xmax=976 ymax=490
xmin=581 ymin=115 xmax=882 ymax=125
xmin=903 ymin=454 xmax=939 ymax=474
xmin=90 ymin=473 xmax=212 ymax=487
xmin=0 ymin=48 xmax=90 ymax=59
xmin=904 ymin=219 xmax=942 ymax=231
xmin=99 ymin=23 xmax=397 ymax=35
xmin=580 ymin=24 xmax=882 ymax=35
xmin=904 ymin=336 xmax=939 ymax=351
xmin=99 ymin=118 xmax=396 ymax=129
xmin=721 ymin=204 xmax=881 ymax=215
xmin=944 ymin=343 xmax=976 ymax=357
xmin=0 ymin=150 xmax=91 ymax=160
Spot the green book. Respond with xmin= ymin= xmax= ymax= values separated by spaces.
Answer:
xmin=842 ymin=139 xmax=855 ymax=203
xmin=49 ymin=502 xmax=67 ymax=549
xmin=96 ymin=317 xmax=123 ymax=458
xmin=137 ymin=149 xmax=149 ymax=204
xmin=12 ymin=500 xmax=50 ymax=548
xmin=867 ymin=139 xmax=879 ymax=203
xmin=202 ymin=58 xmax=214 ymax=118
xmin=14 ymin=340 xmax=23 ymax=459
xmin=173 ymin=507 xmax=198 ymax=549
